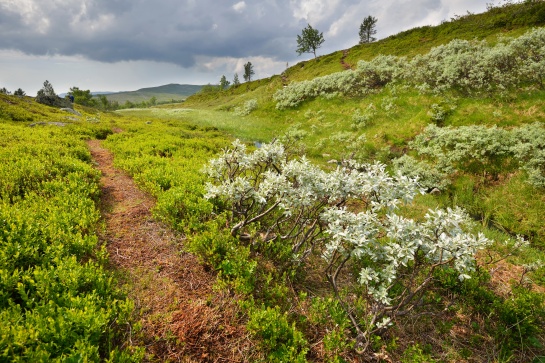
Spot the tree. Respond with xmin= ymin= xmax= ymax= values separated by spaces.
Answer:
xmin=13 ymin=88 xmax=26 ymax=96
xmin=98 ymin=95 xmax=111 ymax=110
xmin=0 ymin=87 xmax=10 ymax=95
xmin=38 ymin=80 xmax=56 ymax=97
xmin=243 ymin=62 xmax=254 ymax=82
xmin=220 ymin=75 xmax=230 ymax=89
xmin=296 ymin=24 xmax=325 ymax=58
xmin=233 ymin=73 xmax=241 ymax=86
xmin=68 ymin=87 xmax=93 ymax=106
xmin=359 ymin=16 xmax=378 ymax=44
xmin=36 ymin=80 xmax=71 ymax=108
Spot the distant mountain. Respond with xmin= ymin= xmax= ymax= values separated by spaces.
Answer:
xmin=99 ymin=83 xmax=204 ymax=104
xmin=135 ymin=84 xmax=203 ymax=95
xmin=58 ymin=91 xmax=115 ymax=98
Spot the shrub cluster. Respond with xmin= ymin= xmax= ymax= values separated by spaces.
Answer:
xmin=274 ymin=55 xmax=405 ymax=109
xmin=274 ymin=28 xmax=545 ymax=108
xmin=398 ymin=122 xmax=545 ymax=188
xmin=234 ymin=98 xmax=258 ymax=116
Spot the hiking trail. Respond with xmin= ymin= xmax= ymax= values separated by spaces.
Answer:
xmin=87 ymin=139 xmax=250 ymax=362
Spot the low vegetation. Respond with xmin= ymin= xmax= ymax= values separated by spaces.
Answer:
xmin=0 ymin=110 xmax=141 ymax=361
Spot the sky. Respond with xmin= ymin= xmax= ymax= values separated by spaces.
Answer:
xmin=0 ymin=0 xmax=502 ymax=96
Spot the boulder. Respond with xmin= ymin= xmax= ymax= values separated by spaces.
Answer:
xmin=61 ymin=108 xmax=81 ymax=116
xmin=36 ymin=94 xmax=72 ymax=109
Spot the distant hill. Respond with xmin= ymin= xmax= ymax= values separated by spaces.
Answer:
xmin=99 ymin=83 xmax=204 ymax=104
xmin=59 ymin=91 xmax=114 ymax=98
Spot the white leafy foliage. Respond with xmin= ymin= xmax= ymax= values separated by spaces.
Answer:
xmin=407 ymin=122 xmax=545 ymax=187
xmin=234 ymin=98 xmax=258 ymax=116
xmin=205 ymin=140 xmax=421 ymax=215
xmin=204 ymin=140 xmax=491 ymax=336
xmin=322 ymin=205 xmax=490 ymax=305
xmin=392 ymin=154 xmax=449 ymax=190
xmin=273 ymin=55 xmax=406 ymax=109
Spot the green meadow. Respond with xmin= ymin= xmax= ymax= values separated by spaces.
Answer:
xmin=2 ymin=1 xmax=545 ymax=361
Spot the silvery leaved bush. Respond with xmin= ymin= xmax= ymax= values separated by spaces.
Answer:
xmin=234 ymin=98 xmax=258 ymax=116
xmin=204 ymin=140 xmax=493 ymax=352
xmin=406 ymin=122 xmax=545 ymax=188
xmin=273 ymin=28 xmax=545 ymax=109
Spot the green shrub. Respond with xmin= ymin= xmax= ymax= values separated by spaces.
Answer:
xmin=401 ymin=344 xmax=436 ymax=363
xmin=247 ymin=306 xmax=308 ymax=362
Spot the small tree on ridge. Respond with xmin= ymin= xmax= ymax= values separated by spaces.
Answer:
xmin=359 ymin=16 xmax=378 ymax=44
xmin=220 ymin=75 xmax=230 ymax=89
xmin=296 ymin=23 xmax=325 ymax=58
xmin=243 ymin=62 xmax=254 ymax=82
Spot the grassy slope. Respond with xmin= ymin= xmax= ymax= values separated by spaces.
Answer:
xmin=170 ymin=1 xmax=545 ymax=277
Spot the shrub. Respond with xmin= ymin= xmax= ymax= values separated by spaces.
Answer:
xmin=408 ymin=123 xmax=545 ymax=187
xmin=234 ymin=99 xmax=258 ymax=116
xmin=247 ymin=306 xmax=308 ymax=362
xmin=392 ymin=154 xmax=449 ymax=191
xmin=204 ymin=140 xmax=492 ymax=353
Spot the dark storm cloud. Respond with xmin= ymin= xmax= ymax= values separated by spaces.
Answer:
xmin=0 ymin=0 xmax=491 ymax=68
xmin=0 ymin=0 xmax=301 ymax=66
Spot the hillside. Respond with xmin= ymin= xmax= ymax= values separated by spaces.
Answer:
xmin=2 ymin=1 xmax=545 ymax=362
xmin=101 ymin=83 xmax=203 ymax=103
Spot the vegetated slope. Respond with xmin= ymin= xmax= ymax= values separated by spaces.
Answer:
xmin=185 ymin=0 xmax=545 ymax=107
xmin=102 ymin=83 xmax=203 ymax=104
xmin=180 ymin=0 xmax=545 ymax=251
xmin=1 ymin=94 xmax=251 ymax=362
xmin=141 ymin=2 xmax=545 ymax=361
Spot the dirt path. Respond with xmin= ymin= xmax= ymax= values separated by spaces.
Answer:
xmin=340 ymin=49 xmax=353 ymax=70
xmin=87 ymin=140 xmax=250 ymax=362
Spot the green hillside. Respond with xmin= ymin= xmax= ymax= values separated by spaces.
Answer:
xmin=2 ymin=1 xmax=545 ymax=362
xmin=101 ymin=83 xmax=203 ymax=103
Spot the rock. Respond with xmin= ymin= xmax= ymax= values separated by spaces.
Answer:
xmin=29 ymin=122 xmax=47 ymax=127
xmin=36 ymin=94 xmax=72 ymax=108
xmin=48 ymin=122 xmax=66 ymax=127
xmin=430 ymin=188 xmax=441 ymax=195
xmin=61 ymin=108 xmax=81 ymax=116
xmin=29 ymin=122 xmax=66 ymax=127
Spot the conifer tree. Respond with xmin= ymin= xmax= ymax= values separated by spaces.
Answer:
xmin=359 ymin=16 xmax=378 ymax=44
xmin=243 ymin=62 xmax=254 ymax=82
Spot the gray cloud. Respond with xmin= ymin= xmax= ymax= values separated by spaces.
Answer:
xmin=0 ymin=0 xmax=492 ymax=66
xmin=0 ymin=0 xmax=306 ymax=66
xmin=0 ymin=0 xmax=497 ymax=94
